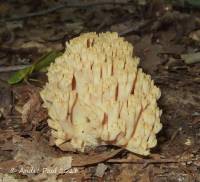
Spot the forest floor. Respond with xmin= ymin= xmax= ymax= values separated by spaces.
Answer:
xmin=0 ymin=0 xmax=200 ymax=181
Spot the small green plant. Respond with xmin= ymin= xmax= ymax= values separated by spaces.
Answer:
xmin=8 ymin=51 xmax=62 ymax=84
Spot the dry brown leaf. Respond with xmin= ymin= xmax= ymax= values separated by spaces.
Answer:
xmin=189 ymin=29 xmax=200 ymax=42
xmin=48 ymin=156 xmax=72 ymax=173
xmin=57 ymin=142 xmax=77 ymax=152
xmin=58 ymin=170 xmax=89 ymax=182
xmin=116 ymin=166 xmax=136 ymax=182
xmin=13 ymin=85 xmax=32 ymax=104
xmin=158 ymin=30 xmax=185 ymax=55
xmin=139 ymin=166 xmax=152 ymax=182
xmin=13 ymin=135 xmax=56 ymax=172
xmin=135 ymin=34 xmax=163 ymax=74
xmin=140 ymin=172 xmax=151 ymax=182
xmin=12 ymin=134 xmax=74 ymax=181
xmin=21 ymin=90 xmax=41 ymax=124
xmin=14 ymin=85 xmax=47 ymax=124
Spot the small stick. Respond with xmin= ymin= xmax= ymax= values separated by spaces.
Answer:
xmin=119 ymin=20 xmax=152 ymax=36
xmin=106 ymin=158 xmax=187 ymax=167
xmin=0 ymin=65 xmax=31 ymax=73
xmin=1 ymin=2 xmax=127 ymax=22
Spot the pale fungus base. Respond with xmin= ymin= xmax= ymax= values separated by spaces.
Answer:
xmin=40 ymin=32 xmax=162 ymax=156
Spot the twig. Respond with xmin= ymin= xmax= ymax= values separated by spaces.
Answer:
xmin=106 ymin=158 xmax=180 ymax=164
xmin=106 ymin=158 xmax=191 ymax=168
xmin=0 ymin=65 xmax=31 ymax=73
xmin=0 ymin=47 xmax=37 ymax=54
xmin=119 ymin=20 xmax=152 ymax=36
xmin=1 ymin=2 xmax=128 ymax=22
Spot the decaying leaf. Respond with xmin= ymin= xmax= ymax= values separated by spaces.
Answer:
xmin=134 ymin=34 xmax=163 ymax=74
xmin=14 ymin=85 xmax=47 ymax=124
xmin=21 ymin=89 xmax=41 ymax=124
xmin=41 ymin=32 xmax=162 ymax=156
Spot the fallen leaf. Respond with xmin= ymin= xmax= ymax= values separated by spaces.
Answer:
xmin=13 ymin=135 xmax=56 ymax=172
xmin=134 ymin=34 xmax=163 ymax=73
xmin=13 ymin=85 xmax=36 ymax=104
xmin=12 ymin=134 xmax=74 ymax=177
xmin=157 ymin=30 xmax=185 ymax=55
xmin=58 ymin=170 xmax=88 ymax=182
xmin=116 ymin=165 xmax=137 ymax=182
xmin=189 ymin=29 xmax=200 ymax=42
xmin=140 ymin=166 xmax=152 ymax=182
xmin=181 ymin=52 xmax=200 ymax=64
xmin=49 ymin=156 xmax=72 ymax=173
xmin=57 ymin=142 xmax=77 ymax=152
xmin=21 ymin=89 xmax=41 ymax=124
xmin=21 ymin=41 xmax=51 ymax=53
xmin=13 ymin=85 xmax=47 ymax=124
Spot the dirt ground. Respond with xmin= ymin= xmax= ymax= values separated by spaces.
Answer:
xmin=0 ymin=0 xmax=200 ymax=182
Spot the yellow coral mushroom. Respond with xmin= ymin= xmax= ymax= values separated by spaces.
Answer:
xmin=40 ymin=32 xmax=162 ymax=156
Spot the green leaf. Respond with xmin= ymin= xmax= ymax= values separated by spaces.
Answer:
xmin=34 ymin=51 xmax=62 ymax=71
xmin=8 ymin=51 xmax=62 ymax=84
xmin=8 ymin=65 xmax=34 ymax=84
